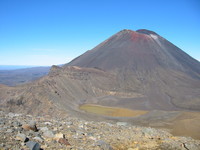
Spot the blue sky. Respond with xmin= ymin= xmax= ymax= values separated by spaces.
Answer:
xmin=0 ymin=0 xmax=199 ymax=66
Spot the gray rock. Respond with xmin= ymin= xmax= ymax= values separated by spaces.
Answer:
xmin=25 ymin=141 xmax=40 ymax=150
xmin=33 ymin=132 xmax=42 ymax=137
xmin=106 ymin=123 xmax=114 ymax=127
xmin=76 ymin=130 xmax=85 ymax=135
xmin=26 ymin=131 xmax=35 ymax=137
xmin=16 ymin=127 xmax=23 ymax=132
xmin=0 ymin=118 xmax=7 ymax=125
xmin=28 ymin=120 xmax=38 ymax=131
xmin=44 ymin=122 xmax=52 ymax=125
xmin=78 ymin=124 xmax=84 ymax=128
xmin=40 ymin=127 xmax=49 ymax=132
xmin=7 ymin=112 xmax=15 ymax=118
xmin=142 ymin=128 xmax=159 ymax=138
xmin=0 ymin=143 xmax=5 ymax=147
xmin=184 ymin=143 xmax=200 ymax=150
xmin=43 ymin=130 xmax=54 ymax=138
xmin=66 ymin=121 xmax=73 ymax=125
xmin=33 ymin=136 xmax=44 ymax=143
xmin=13 ymin=121 xmax=22 ymax=127
xmin=70 ymin=128 xmax=76 ymax=133
xmin=6 ymin=129 xmax=13 ymax=133
xmin=96 ymin=140 xmax=113 ymax=150
xmin=29 ymin=120 xmax=36 ymax=126
xmin=16 ymin=133 xmax=29 ymax=142
xmin=9 ymin=124 xmax=14 ymax=128
xmin=116 ymin=122 xmax=128 ymax=126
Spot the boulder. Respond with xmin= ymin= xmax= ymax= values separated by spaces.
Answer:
xmin=43 ymin=130 xmax=54 ymax=138
xmin=58 ymin=138 xmax=70 ymax=146
xmin=96 ymin=140 xmax=113 ymax=150
xmin=54 ymin=133 xmax=64 ymax=141
xmin=33 ymin=136 xmax=44 ymax=143
xmin=25 ymin=141 xmax=40 ymax=150
xmin=16 ymin=133 xmax=29 ymax=142
xmin=22 ymin=121 xmax=38 ymax=132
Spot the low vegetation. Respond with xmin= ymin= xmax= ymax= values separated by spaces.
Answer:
xmin=80 ymin=104 xmax=147 ymax=117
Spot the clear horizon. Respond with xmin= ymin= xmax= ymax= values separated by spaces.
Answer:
xmin=0 ymin=0 xmax=199 ymax=66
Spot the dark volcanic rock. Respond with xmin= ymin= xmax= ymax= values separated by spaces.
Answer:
xmin=25 ymin=141 xmax=40 ymax=150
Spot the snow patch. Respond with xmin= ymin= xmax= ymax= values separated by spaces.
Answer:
xmin=150 ymin=34 xmax=162 ymax=48
xmin=150 ymin=34 xmax=158 ymax=40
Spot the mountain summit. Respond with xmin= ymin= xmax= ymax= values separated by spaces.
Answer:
xmin=67 ymin=29 xmax=200 ymax=78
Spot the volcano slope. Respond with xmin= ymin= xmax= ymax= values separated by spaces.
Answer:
xmin=0 ymin=29 xmax=200 ymax=139
xmin=66 ymin=29 xmax=200 ymax=111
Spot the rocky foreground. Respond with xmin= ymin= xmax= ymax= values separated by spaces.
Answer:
xmin=0 ymin=111 xmax=200 ymax=150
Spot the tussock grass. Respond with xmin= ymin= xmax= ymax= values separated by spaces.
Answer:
xmin=80 ymin=104 xmax=147 ymax=117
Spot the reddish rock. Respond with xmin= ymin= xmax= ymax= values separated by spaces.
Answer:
xmin=22 ymin=123 xmax=38 ymax=132
xmin=58 ymin=138 xmax=71 ymax=146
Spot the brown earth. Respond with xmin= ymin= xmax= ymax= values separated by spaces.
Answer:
xmin=169 ymin=111 xmax=200 ymax=140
